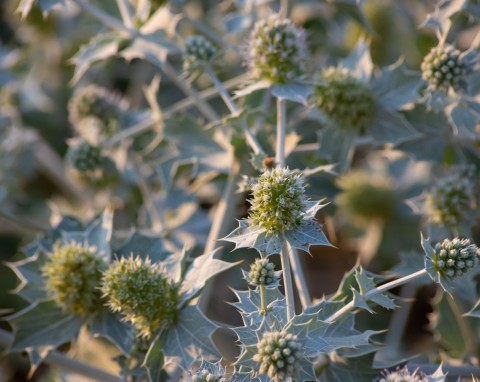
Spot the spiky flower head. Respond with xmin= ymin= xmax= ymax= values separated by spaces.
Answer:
xmin=190 ymin=361 xmax=227 ymax=382
xmin=249 ymin=167 xmax=306 ymax=234
xmin=101 ymin=256 xmax=180 ymax=339
xmin=253 ymin=331 xmax=303 ymax=381
xmin=430 ymin=238 xmax=479 ymax=280
xmin=336 ymin=171 xmax=398 ymax=222
xmin=421 ymin=44 xmax=470 ymax=92
xmin=425 ymin=172 xmax=475 ymax=226
xmin=247 ymin=258 xmax=278 ymax=286
xmin=375 ymin=366 xmax=430 ymax=382
xmin=68 ymin=85 xmax=128 ymax=137
xmin=66 ymin=140 xmax=104 ymax=173
xmin=247 ymin=15 xmax=308 ymax=84
xmin=41 ymin=242 xmax=106 ymax=316
xmin=312 ymin=67 xmax=376 ymax=131
xmin=183 ymin=35 xmax=217 ymax=72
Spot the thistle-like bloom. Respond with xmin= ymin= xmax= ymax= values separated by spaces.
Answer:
xmin=249 ymin=167 xmax=306 ymax=234
xmin=247 ymin=258 xmax=279 ymax=287
xmin=68 ymin=85 xmax=128 ymax=138
xmin=312 ymin=67 xmax=376 ymax=131
xmin=421 ymin=44 xmax=470 ymax=92
xmin=66 ymin=140 xmax=104 ymax=172
xmin=101 ymin=256 xmax=180 ymax=339
xmin=430 ymin=238 xmax=479 ymax=280
xmin=375 ymin=366 xmax=430 ymax=382
xmin=253 ymin=331 xmax=303 ymax=382
xmin=246 ymin=15 xmax=308 ymax=84
xmin=425 ymin=172 xmax=475 ymax=226
xmin=41 ymin=242 xmax=106 ymax=316
xmin=183 ymin=35 xmax=217 ymax=72
xmin=190 ymin=360 xmax=227 ymax=382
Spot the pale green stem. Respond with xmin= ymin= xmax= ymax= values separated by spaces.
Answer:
xmin=280 ymin=236 xmax=295 ymax=321
xmin=260 ymin=285 xmax=267 ymax=314
xmin=324 ymin=269 xmax=428 ymax=324
xmin=288 ymin=246 xmax=311 ymax=308
xmin=0 ymin=210 xmax=47 ymax=233
xmin=71 ymin=0 xmax=219 ymax=124
xmin=116 ymin=0 xmax=135 ymax=28
xmin=205 ymin=65 xmax=265 ymax=155
xmin=0 ymin=329 xmax=120 ymax=382
xmin=275 ymin=98 xmax=287 ymax=167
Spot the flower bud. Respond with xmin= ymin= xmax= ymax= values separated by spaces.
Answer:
xmin=246 ymin=15 xmax=308 ymax=84
xmin=101 ymin=256 xmax=179 ymax=338
xmin=430 ymin=238 xmax=479 ymax=281
xmin=253 ymin=331 xmax=302 ymax=381
xmin=65 ymin=140 xmax=104 ymax=172
xmin=41 ymin=242 xmax=106 ymax=316
xmin=183 ymin=35 xmax=217 ymax=72
xmin=247 ymin=258 xmax=278 ymax=286
xmin=249 ymin=168 xmax=306 ymax=234
xmin=312 ymin=67 xmax=376 ymax=131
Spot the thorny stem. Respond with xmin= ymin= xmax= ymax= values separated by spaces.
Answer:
xmin=260 ymin=285 xmax=267 ymax=314
xmin=324 ymin=269 xmax=428 ymax=324
xmin=281 ymin=236 xmax=296 ymax=321
xmin=71 ymin=0 xmax=219 ymax=124
xmin=205 ymin=65 xmax=265 ymax=155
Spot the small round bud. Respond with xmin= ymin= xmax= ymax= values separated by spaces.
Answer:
xmin=190 ymin=361 xmax=226 ymax=382
xmin=248 ymin=258 xmax=278 ymax=286
xmin=262 ymin=157 xmax=276 ymax=169
xmin=183 ymin=35 xmax=217 ymax=72
xmin=249 ymin=168 xmax=306 ymax=234
xmin=246 ymin=15 xmax=309 ymax=84
xmin=375 ymin=366 xmax=430 ymax=382
xmin=430 ymin=238 xmax=479 ymax=281
xmin=41 ymin=242 xmax=106 ymax=316
xmin=253 ymin=331 xmax=302 ymax=381
xmin=312 ymin=67 xmax=376 ymax=131
xmin=336 ymin=171 xmax=398 ymax=222
xmin=65 ymin=141 xmax=104 ymax=172
xmin=421 ymin=44 xmax=470 ymax=92
xmin=101 ymin=256 xmax=180 ymax=339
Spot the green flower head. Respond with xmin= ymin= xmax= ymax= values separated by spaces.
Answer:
xmin=430 ymin=238 xmax=479 ymax=281
xmin=101 ymin=256 xmax=180 ymax=339
xmin=253 ymin=331 xmax=303 ymax=382
xmin=249 ymin=167 xmax=306 ymax=234
xmin=247 ymin=15 xmax=308 ymax=84
xmin=183 ymin=35 xmax=217 ymax=72
xmin=66 ymin=140 xmax=104 ymax=173
xmin=313 ymin=67 xmax=376 ymax=131
xmin=247 ymin=258 xmax=279 ymax=287
xmin=41 ymin=242 xmax=106 ymax=316
xmin=421 ymin=44 xmax=470 ymax=92
xmin=190 ymin=360 xmax=226 ymax=382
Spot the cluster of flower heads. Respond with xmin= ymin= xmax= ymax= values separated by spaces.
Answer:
xmin=425 ymin=171 xmax=475 ymax=226
xmin=183 ymin=35 xmax=217 ymax=72
xmin=421 ymin=44 xmax=470 ymax=92
xmin=68 ymin=85 xmax=129 ymax=139
xmin=101 ymin=256 xmax=180 ymax=338
xmin=249 ymin=167 xmax=306 ymax=234
xmin=374 ymin=366 xmax=431 ymax=382
xmin=246 ymin=15 xmax=308 ymax=84
xmin=313 ymin=67 xmax=376 ymax=131
xmin=253 ymin=331 xmax=303 ymax=382
xmin=41 ymin=242 xmax=106 ymax=316
xmin=66 ymin=140 xmax=105 ymax=173
xmin=247 ymin=258 xmax=278 ymax=286
xmin=430 ymin=238 xmax=479 ymax=280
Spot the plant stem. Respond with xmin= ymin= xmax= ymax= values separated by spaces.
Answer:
xmin=260 ymin=285 xmax=267 ymax=313
xmin=324 ymin=269 xmax=428 ymax=324
xmin=275 ymin=98 xmax=287 ymax=167
xmin=0 ymin=329 xmax=120 ymax=382
xmin=287 ymin=245 xmax=311 ymax=308
xmin=281 ymin=236 xmax=295 ymax=321
xmin=116 ymin=0 xmax=135 ymax=28
xmin=182 ymin=15 xmax=231 ymax=49
xmin=205 ymin=65 xmax=265 ymax=155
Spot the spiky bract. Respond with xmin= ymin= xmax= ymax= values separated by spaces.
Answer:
xmin=253 ymin=331 xmax=303 ymax=382
xmin=313 ymin=67 xmax=376 ymax=130
xmin=249 ymin=167 xmax=306 ymax=234
xmin=421 ymin=44 xmax=469 ymax=92
xmin=375 ymin=366 xmax=430 ymax=382
xmin=41 ymin=242 xmax=106 ymax=316
xmin=246 ymin=15 xmax=308 ymax=84
xmin=101 ymin=256 xmax=180 ymax=339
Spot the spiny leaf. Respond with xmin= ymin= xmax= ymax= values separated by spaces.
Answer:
xmin=90 ymin=313 xmax=134 ymax=355
xmin=271 ymin=83 xmax=313 ymax=105
xmin=285 ymin=220 xmax=332 ymax=254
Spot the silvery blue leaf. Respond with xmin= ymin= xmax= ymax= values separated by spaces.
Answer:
xmin=225 ymin=13 xmax=253 ymax=33
xmin=113 ymin=231 xmax=170 ymax=263
xmin=421 ymin=0 xmax=469 ymax=35
xmin=317 ymin=126 xmax=356 ymax=172
xmin=234 ymin=81 xmax=271 ymax=98
xmin=271 ymin=84 xmax=313 ymax=105
xmin=90 ymin=313 xmax=134 ymax=355
xmin=284 ymin=220 xmax=332 ymax=254
xmin=421 ymin=235 xmax=455 ymax=295
xmin=447 ymin=103 xmax=480 ymax=138
xmin=370 ymin=109 xmax=417 ymax=144
xmin=339 ymin=40 xmax=373 ymax=82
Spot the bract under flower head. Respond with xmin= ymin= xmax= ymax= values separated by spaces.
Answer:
xmin=421 ymin=44 xmax=470 ymax=92
xmin=375 ymin=366 xmax=430 ymax=382
xmin=247 ymin=15 xmax=308 ymax=84
xmin=183 ymin=35 xmax=217 ymax=72
xmin=313 ymin=67 xmax=376 ymax=131
xmin=101 ymin=255 xmax=180 ymax=339
xmin=249 ymin=167 xmax=306 ymax=234
xmin=253 ymin=330 xmax=303 ymax=382
xmin=41 ymin=242 xmax=106 ymax=316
